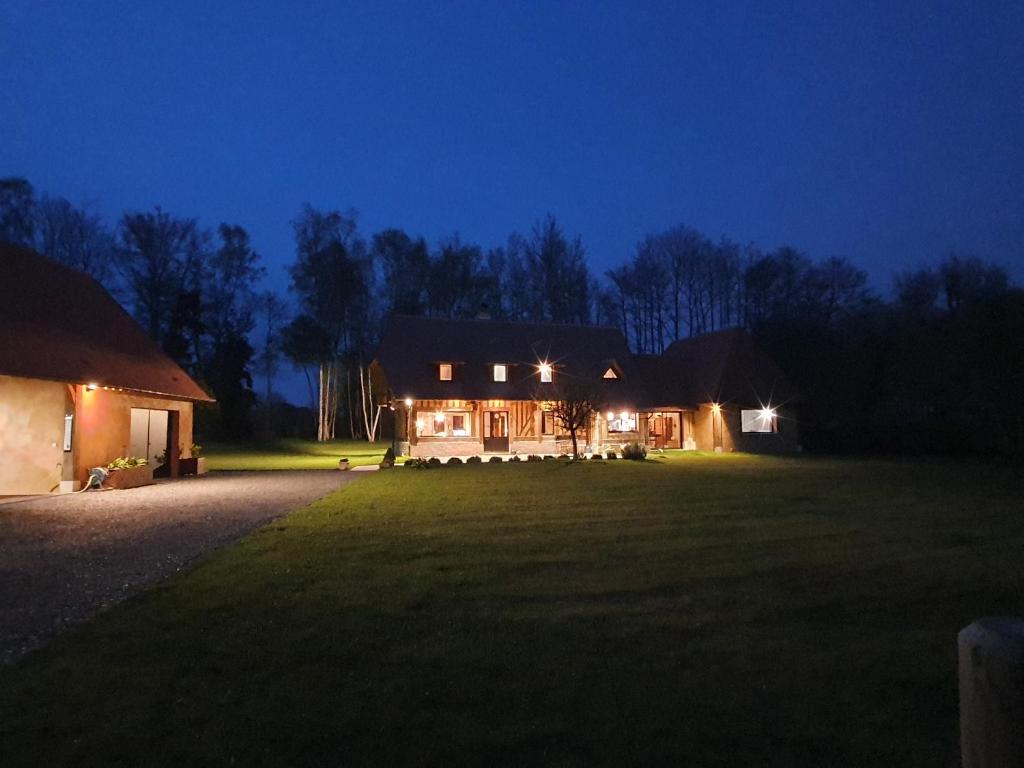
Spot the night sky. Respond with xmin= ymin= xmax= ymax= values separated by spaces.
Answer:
xmin=2 ymin=1 xmax=1022 ymax=291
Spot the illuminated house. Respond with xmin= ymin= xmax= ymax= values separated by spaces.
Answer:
xmin=0 ymin=243 xmax=214 ymax=495
xmin=372 ymin=315 xmax=798 ymax=458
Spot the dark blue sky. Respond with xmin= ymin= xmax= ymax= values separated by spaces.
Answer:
xmin=3 ymin=1 xmax=1022 ymax=292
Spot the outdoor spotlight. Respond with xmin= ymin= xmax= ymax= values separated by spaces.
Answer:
xmin=760 ymin=408 xmax=776 ymax=421
xmin=711 ymin=403 xmax=721 ymax=414
xmin=86 ymin=382 xmax=98 ymax=391
xmin=404 ymin=397 xmax=413 ymax=407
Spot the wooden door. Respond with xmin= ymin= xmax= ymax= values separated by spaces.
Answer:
xmin=484 ymin=411 xmax=509 ymax=453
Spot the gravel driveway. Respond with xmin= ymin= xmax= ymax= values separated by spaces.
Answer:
xmin=0 ymin=470 xmax=361 ymax=664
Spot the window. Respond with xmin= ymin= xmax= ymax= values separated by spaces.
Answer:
xmin=416 ymin=410 xmax=472 ymax=437
xmin=602 ymin=367 xmax=618 ymax=379
xmin=538 ymin=363 xmax=552 ymax=383
xmin=606 ymin=411 xmax=637 ymax=432
xmin=438 ymin=363 xmax=452 ymax=381
xmin=542 ymin=411 xmax=555 ymax=435
xmin=493 ymin=364 xmax=507 ymax=382
xmin=741 ymin=409 xmax=777 ymax=433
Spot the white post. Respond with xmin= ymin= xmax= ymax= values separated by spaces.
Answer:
xmin=959 ymin=617 xmax=1024 ymax=768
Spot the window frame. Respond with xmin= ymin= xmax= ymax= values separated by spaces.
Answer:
xmin=438 ymin=363 xmax=453 ymax=381
xmin=492 ymin=363 xmax=507 ymax=382
xmin=740 ymin=409 xmax=778 ymax=433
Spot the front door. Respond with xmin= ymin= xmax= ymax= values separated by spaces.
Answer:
xmin=483 ymin=411 xmax=509 ymax=453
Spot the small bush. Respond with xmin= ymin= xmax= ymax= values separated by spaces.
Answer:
xmin=557 ymin=454 xmax=570 ymax=461
xmin=543 ymin=455 xmax=555 ymax=461
xmin=589 ymin=453 xmax=603 ymax=460
xmin=466 ymin=455 xmax=482 ymax=464
xmin=605 ymin=450 xmax=618 ymax=460
xmin=446 ymin=456 xmax=463 ymax=465
xmin=509 ymin=455 xmax=521 ymax=462
xmin=404 ymin=458 xmax=421 ymax=469
xmin=488 ymin=456 xmax=503 ymax=463
xmin=621 ymin=441 xmax=647 ymax=461
xmin=527 ymin=454 xmax=541 ymax=462
xmin=427 ymin=457 xmax=442 ymax=466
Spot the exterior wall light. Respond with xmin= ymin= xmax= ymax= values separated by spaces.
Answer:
xmin=711 ymin=403 xmax=721 ymax=414
xmin=404 ymin=397 xmax=413 ymax=407
xmin=86 ymin=382 xmax=98 ymax=391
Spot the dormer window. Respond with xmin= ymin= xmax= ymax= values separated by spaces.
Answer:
xmin=438 ymin=363 xmax=452 ymax=381
xmin=602 ymin=367 xmax=619 ymax=379
xmin=538 ymin=363 xmax=552 ymax=383
xmin=493 ymin=364 xmax=507 ymax=382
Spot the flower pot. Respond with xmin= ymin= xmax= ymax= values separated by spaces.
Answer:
xmin=105 ymin=465 xmax=154 ymax=490
xmin=338 ymin=458 xmax=350 ymax=471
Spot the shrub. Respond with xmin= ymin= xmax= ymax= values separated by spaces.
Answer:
xmin=589 ymin=453 xmax=603 ymax=460
xmin=621 ymin=441 xmax=647 ymax=461
xmin=466 ymin=455 xmax=482 ymax=464
xmin=557 ymin=454 xmax=570 ymax=461
xmin=380 ymin=447 xmax=396 ymax=469
xmin=190 ymin=443 xmax=203 ymax=458
xmin=404 ymin=458 xmax=421 ymax=469
xmin=605 ymin=450 xmax=618 ymax=460
xmin=488 ymin=456 xmax=503 ymax=463
xmin=527 ymin=454 xmax=541 ymax=462
xmin=446 ymin=456 xmax=463 ymax=465
xmin=543 ymin=455 xmax=555 ymax=461
xmin=427 ymin=457 xmax=442 ymax=466
xmin=509 ymin=455 xmax=521 ymax=462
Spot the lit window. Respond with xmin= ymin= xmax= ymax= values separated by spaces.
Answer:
xmin=439 ymin=363 xmax=452 ymax=381
xmin=607 ymin=411 xmax=637 ymax=432
xmin=493 ymin=364 xmax=507 ymax=382
xmin=741 ymin=408 xmax=777 ymax=433
xmin=602 ymin=367 xmax=618 ymax=379
xmin=542 ymin=411 xmax=555 ymax=435
xmin=416 ymin=410 xmax=473 ymax=437
xmin=538 ymin=363 xmax=552 ymax=383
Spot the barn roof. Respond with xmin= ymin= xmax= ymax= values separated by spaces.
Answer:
xmin=374 ymin=315 xmax=640 ymax=407
xmin=0 ymin=242 xmax=213 ymax=402
xmin=645 ymin=327 xmax=797 ymax=408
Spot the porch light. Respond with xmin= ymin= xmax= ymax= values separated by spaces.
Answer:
xmin=404 ymin=397 xmax=413 ymax=407
xmin=711 ymin=403 xmax=721 ymax=414
xmin=86 ymin=382 xmax=98 ymax=391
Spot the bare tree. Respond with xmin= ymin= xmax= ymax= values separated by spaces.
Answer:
xmin=34 ymin=195 xmax=116 ymax=285
xmin=541 ymin=379 xmax=606 ymax=460
xmin=0 ymin=177 xmax=35 ymax=247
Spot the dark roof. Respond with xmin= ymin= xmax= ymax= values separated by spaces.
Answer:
xmin=641 ymin=327 xmax=796 ymax=408
xmin=0 ymin=242 xmax=213 ymax=401
xmin=374 ymin=315 xmax=640 ymax=406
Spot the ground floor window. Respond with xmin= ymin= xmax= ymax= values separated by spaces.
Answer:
xmin=606 ymin=411 xmax=637 ymax=432
xmin=416 ymin=410 xmax=472 ymax=437
xmin=741 ymin=409 xmax=777 ymax=433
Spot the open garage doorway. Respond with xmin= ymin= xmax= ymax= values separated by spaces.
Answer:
xmin=129 ymin=408 xmax=180 ymax=477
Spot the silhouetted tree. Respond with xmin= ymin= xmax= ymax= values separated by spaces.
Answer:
xmin=34 ymin=195 xmax=117 ymax=286
xmin=0 ymin=177 xmax=35 ymax=247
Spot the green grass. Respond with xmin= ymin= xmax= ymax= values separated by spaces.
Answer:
xmin=203 ymin=438 xmax=389 ymax=470
xmin=2 ymin=455 xmax=1021 ymax=766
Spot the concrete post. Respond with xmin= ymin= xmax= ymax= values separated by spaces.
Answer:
xmin=959 ymin=617 xmax=1024 ymax=768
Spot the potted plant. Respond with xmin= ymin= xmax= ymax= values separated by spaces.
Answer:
xmin=338 ymin=457 xmax=350 ymax=471
xmin=180 ymin=444 xmax=205 ymax=475
xmin=105 ymin=456 xmax=153 ymax=489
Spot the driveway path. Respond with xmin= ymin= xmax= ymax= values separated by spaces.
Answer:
xmin=0 ymin=470 xmax=360 ymax=664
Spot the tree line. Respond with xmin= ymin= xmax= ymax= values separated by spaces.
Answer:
xmin=2 ymin=175 xmax=1021 ymax=456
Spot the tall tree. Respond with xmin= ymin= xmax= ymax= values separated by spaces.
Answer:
xmin=525 ymin=215 xmax=591 ymax=324
xmin=255 ymin=291 xmax=289 ymax=421
xmin=34 ymin=195 xmax=117 ymax=286
xmin=286 ymin=205 xmax=369 ymax=441
xmin=0 ymin=177 xmax=35 ymax=247
xmin=372 ymin=228 xmax=429 ymax=315
xmin=115 ymin=207 xmax=207 ymax=349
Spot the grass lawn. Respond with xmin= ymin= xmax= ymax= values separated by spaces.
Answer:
xmin=2 ymin=455 xmax=1021 ymax=766
xmin=203 ymin=438 xmax=389 ymax=470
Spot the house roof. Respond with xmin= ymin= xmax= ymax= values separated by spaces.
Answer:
xmin=374 ymin=315 xmax=641 ymax=407
xmin=641 ymin=327 xmax=797 ymax=408
xmin=0 ymin=242 xmax=213 ymax=402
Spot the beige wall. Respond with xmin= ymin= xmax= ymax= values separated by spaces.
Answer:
xmin=0 ymin=374 xmax=66 ymax=494
xmin=72 ymin=386 xmax=194 ymax=484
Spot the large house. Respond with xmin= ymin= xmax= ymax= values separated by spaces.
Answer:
xmin=373 ymin=315 xmax=798 ymax=458
xmin=0 ymin=243 xmax=213 ymax=495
